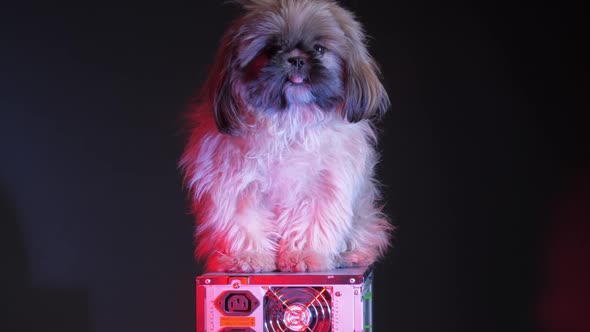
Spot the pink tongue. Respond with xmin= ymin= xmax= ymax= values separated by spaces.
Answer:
xmin=289 ymin=75 xmax=304 ymax=84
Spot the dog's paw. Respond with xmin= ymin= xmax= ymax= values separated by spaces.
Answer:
xmin=208 ymin=251 xmax=277 ymax=272
xmin=337 ymin=250 xmax=376 ymax=267
xmin=277 ymin=250 xmax=334 ymax=272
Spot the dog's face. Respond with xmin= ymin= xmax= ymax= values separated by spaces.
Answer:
xmin=208 ymin=0 xmax=389 ymax=134
xmin=242 ymin=21 xmax=345 ymax=113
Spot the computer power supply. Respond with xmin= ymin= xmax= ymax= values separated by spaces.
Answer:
xmin=196 ymin=266 xmax=374 ymax=332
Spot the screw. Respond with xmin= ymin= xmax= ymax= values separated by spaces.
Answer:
xmin=204 ymin=279 xmax=211 ymax=284
xmin=335 ymin=291 xmax=341 ymax=297
xmin=349 ymin=278 xmax=356 ymax=284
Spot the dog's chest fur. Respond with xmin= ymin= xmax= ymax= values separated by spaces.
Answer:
xmin=184 ymin=107 xmax=376 ymax=235
xmin=243 ymin=116 xmax=370 ymax=207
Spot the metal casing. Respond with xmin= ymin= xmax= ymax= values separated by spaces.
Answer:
xmin=196 ymin=266 xmax=374 ymax=332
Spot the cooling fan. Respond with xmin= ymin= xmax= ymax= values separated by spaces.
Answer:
xmin=196 ymin=266 xmax=374 ymax=331
xmin=264 ymin=287 xmax=332 ymax=332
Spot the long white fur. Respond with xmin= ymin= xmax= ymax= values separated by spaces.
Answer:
xmin=180 ymin=101 xmax=391 ymax=272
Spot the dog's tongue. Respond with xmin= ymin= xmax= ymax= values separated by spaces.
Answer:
xmin=289 ymin=75 xmax=304 ymax=84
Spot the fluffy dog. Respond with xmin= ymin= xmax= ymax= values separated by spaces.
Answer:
xmin=180 ymin=0 xmax=392 ymax=272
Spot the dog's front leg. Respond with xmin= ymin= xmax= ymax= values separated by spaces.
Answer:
xmin=195 ymin=189 xmax=278 ymax=273
xmin=276 ymin=169 xmax=354 ymax=272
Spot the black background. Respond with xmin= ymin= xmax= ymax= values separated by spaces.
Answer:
xmin=1 ymin=1 xmax=586 ymax=331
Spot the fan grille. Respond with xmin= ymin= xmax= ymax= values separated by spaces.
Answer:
xmin=264 ymin=287 xmax=332 ymax=332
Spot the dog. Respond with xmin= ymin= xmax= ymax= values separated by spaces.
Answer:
xmin=180 ymin=0 xmax=392 ymax=272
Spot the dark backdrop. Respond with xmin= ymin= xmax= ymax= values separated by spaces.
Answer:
xmin=1 ymin=1 xmax=586 ymax=331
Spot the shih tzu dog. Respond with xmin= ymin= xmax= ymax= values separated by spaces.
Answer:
xmin=180 ymin=0 xmax=392 ymax=272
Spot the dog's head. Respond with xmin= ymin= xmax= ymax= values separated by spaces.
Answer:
xmin=206 ymin=0 xmax=389 ymax=135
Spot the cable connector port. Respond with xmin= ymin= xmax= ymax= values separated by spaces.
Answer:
xmin=215 ymin=291 xmax=260 ymax=316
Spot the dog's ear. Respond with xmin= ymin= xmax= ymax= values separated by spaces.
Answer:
xmin=207 ymin=29 xmax=244 ymax=135
xmin=331 ymin=5 xmax=390 ymax=122
xmin=343 ymin=54 xmax=389 ymax=122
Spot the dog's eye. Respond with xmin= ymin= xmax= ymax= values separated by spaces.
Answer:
xmin=313 ymin=44 xmax=326 ymax=55
xmin=264 ymin=45 xmax=280 ymax=57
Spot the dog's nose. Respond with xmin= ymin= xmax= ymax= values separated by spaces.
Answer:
xmin=287 ymin=56 xmax=306 ymax=69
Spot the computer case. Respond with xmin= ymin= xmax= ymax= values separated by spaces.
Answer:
xmin=196 ymin=266 xmax=374 ymax=332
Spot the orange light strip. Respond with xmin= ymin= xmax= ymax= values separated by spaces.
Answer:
xmin=306 ymin=288 xmax=326 ymax=309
